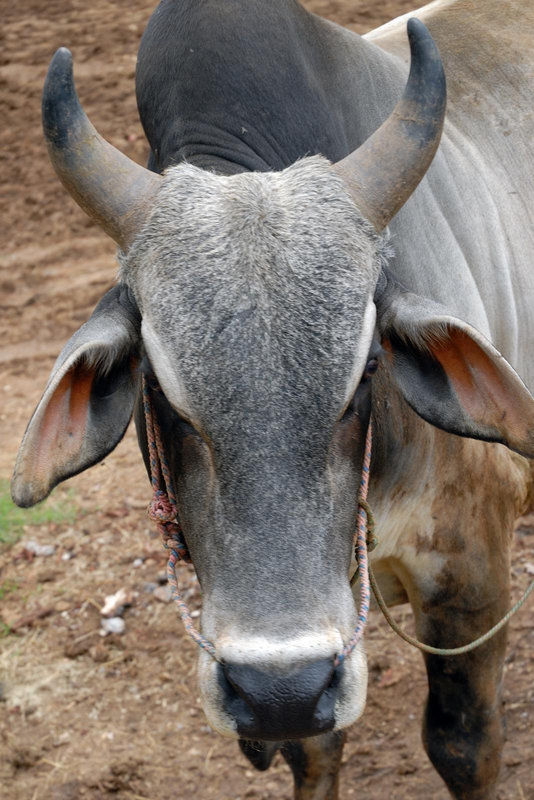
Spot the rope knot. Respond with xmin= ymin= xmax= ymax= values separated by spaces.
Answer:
xmin=148 ymin=491 xmax=177 ymax=524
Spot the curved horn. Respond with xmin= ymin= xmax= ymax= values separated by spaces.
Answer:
xmin=43 ymin=48 xmax=162 ymax=251
xmin=332 ymin=18 xmax=446 ymax=231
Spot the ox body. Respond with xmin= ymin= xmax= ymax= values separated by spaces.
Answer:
xmin=11 ymin=1 xmax=534 ymax=797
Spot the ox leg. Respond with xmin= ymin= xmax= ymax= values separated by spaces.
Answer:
xmin=281 ymin=730 xmax=345 ymax=800
xmin=410 ymin=570 xmax=510 ymax=799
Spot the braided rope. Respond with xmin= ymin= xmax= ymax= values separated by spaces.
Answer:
xmin=142 ymin=376 xmax=216 ymax=658
xmin=335 ymin=424 xmax=373 ymax=666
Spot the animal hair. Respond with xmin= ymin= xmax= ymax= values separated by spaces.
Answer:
xmin=119 ymin=155 xmax=390 ymax=440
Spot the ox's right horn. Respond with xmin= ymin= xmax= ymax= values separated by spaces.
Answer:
xmin=332 ymin=18 xmax=446 ymax=232
xmin=42 ymin=48 xmax=161 ymax=251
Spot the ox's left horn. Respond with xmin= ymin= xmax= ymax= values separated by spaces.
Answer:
xmin=332 ymin=18 xmax=446 ymax=232
xmin=43 ymin=48 xmax=161 ymax=251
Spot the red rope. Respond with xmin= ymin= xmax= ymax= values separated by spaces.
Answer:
xmin=142 ymin=376 xmax=216 ymax=658
xmin=334 ymin=424 xmax=372 ymax=666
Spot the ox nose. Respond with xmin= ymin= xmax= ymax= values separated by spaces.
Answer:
xmin=218 ymin=658 xmax=341 ymax=740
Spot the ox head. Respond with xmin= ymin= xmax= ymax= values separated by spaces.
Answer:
xmin=12 ymin=20 xmax=534 ymax=742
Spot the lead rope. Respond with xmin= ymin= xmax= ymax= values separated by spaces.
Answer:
xmin=370 ymin=551 xmax=534 ymax=657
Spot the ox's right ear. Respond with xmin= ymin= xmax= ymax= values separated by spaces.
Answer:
xmin=11 ymin=285 xmax=141 ymax=507
xmin=376 ymin=276 xmax=534 ymax=458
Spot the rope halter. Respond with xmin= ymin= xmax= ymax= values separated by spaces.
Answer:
xmin=143 ymin=375 xmax=534 ymax=664
xmin=142 ymin=375 xmax=373 ymax=665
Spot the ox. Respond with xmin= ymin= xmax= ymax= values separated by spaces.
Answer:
xmin=11 ymin=0 xmax=534 ymax=797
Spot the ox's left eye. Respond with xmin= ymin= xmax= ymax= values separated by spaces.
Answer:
xmin=340 ymin=353 xmax=381 ymax=421
xmin=361 ymin=357 xmax=379 ymax=382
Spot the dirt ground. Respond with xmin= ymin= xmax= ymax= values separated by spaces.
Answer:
xmin=1 ymin=1 xmax=533 ymax=798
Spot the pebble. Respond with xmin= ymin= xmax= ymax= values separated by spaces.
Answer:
xmin=101 ymin=617 xmax=125 ymax=635
xmin=64 ymin=639 xmax=91 ymax=659
xmin=24 ymin=541 xmax=56 ymax=557
xmin=133 ymin=558 xmax=144 ymax=567
xmin=90 ymin=643 xmax=110 ymax=663
xmin=101 ymin=588 xmax=132 ymax=617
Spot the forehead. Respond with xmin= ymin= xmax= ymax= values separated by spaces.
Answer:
xmin=124 ymin=157 xmax=380 ymax=429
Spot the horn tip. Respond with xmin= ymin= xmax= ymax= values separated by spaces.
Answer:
xmin=405 ymin=16 xmax=446 ymax=111
xmin=43 ymin=47 xmax=79 ymax=148
xmin=406 ymin=17 xmax=426 ymax=38
xmin=47 ymin=47 xmax=74 ymax=83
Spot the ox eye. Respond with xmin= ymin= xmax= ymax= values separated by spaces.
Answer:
xmin=361 ymin=357 xmax=379 ymax=382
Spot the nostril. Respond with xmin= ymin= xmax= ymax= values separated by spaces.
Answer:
xmin=217 ymin=662 xmax=256 ymax=732
xmin=218 ymin=658 xmax=341 ymax=740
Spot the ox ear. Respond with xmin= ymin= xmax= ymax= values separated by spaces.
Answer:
xmin=11 ymin=285 xmax=141 ymax=507
xmin=377 ymin=285 xmax=534 ymax=458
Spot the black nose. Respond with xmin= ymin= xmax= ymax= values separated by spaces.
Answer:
xmin=218 ymin=657 xmax=341 ymax=740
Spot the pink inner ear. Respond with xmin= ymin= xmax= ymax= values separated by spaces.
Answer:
xmin=33 ymin=363 xmax=94 ymax=487
xmin=429 ymin=327 xmax=532 ymax=443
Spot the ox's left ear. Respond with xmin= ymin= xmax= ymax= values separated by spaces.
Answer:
xmin=377 ymin=285 xmax=534 ymax=458
xmin=11 ymin=284 xmax=141 ymax=507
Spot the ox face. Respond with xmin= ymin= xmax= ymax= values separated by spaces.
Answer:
xmin=13 ymin=158 xmax=534 ymax=744
xmin=122 ymin=158 xmax=385 ymax=738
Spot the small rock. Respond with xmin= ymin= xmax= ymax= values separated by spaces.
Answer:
xmin=141 ymin=582 xmax=158 ymax=594
xmin=64 ymin=639 xmax=91 ymax=659
xmin=37 ymin=569 xmax=57 ymax=584
xmin=24 ymin=541 xmax=56 ymax=557
xmin=101 ymin=617 xmax=125 ymax=635
xmin=90 ymin=643 xmax=109 ymax=663
xmin=133 ymin=557 xmax=144 ymax=567
xmin=504 ymin=754 xmax=522 ymax=767
xmin=61 ymin=551 xmax=75 ymax=561
xmin=525 ymin=562 xmax=534 ymax=576
xmin=101 ymin=588 xmax=132 ymax=618
xmin=153 ymin=585 xmax=172 ymax=603
xmin=397 ymin=762 xmax=417 ymax=775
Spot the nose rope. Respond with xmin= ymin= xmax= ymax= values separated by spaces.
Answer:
xmin=142 ymin=376 xmax=374 ymax=666
xmin=335 ymin=424 xmax=374 ymax=667
xmin=142 ymin=376 xmax=217 ymax=658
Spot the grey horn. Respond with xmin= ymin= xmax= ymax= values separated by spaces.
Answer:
xmin=332 ymin=18 xmax=446 ymax=231
xmin=42 ymin=48 xmax=161 ymax=251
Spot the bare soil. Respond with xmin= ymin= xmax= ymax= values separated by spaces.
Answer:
xmin=1 ymin=2 xmax=533 ymax=798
